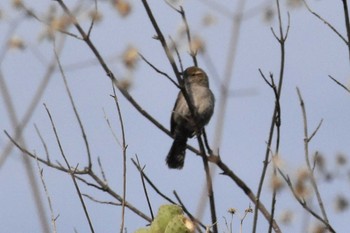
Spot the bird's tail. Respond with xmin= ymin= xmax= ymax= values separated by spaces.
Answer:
xmin=166 ymin=135 xmax=188 ymax=169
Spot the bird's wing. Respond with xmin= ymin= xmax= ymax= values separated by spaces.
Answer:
xmin=170 ymin=91 xmax=184 ymax=135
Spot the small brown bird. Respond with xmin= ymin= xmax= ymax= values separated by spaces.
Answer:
xmin=166 ymin=66 xmax=215 ymax=169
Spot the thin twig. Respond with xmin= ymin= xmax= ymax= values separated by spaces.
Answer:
xmin=5 ymin=130 xmax=88 ymax=174
xmin=55 ymin=0 xmax=172 ymax=150
xmin=83 ymin=194 xmax=119 ymax=206
xmin=169 ymin=36 xmax=184 ymax=73
xmin=296 ymin=88 xmax=332 ymax=231
xmin=34 ymin=124 xmax=51 ymax=163
xmin=44 ymin=104 xmax=95 ymax=233
xmin=111 ymin=84 xmax=128 ymax=233
xmin=54 ymin=39 xmax=93 ymax=169
xmin=104 ymin=108 xmax=122 ymax=147
xmin=5 ymin=130 xmax=152 ymax=222
xmin=139 ymin=0 xmax=200 ymax=129
xmin=209 ymin=155 xmax=281 ymax=233
xmin=135 ymin=156 xmax=154 ymax=220
xmin=278 ymin=168 xmax=336 ymax=233
xmin=131 ymin=158 xmax=176 ymax=204
xmin=253 ymin=1 xmax=288 ymax=231
xmin=0 ymin=69 xmax=51 ymax=233
xmin=0 ymin=36 xmax=65 ymax=169
xmin=97 ymin=157 xmax=108 ymax=184
xmin=308 ymin=119 xmax=323 ymax=142
xmin=179 ymin=6 xmax=197 ymax=66
xmin=34 ymin=153 xmax=58 ymax=233
xmin=303 ymin=0 xmax=347 ymax=45
xmin=328 ymin=75 xmax=350 ymax=93
xmin=258 ymin=70 xmax=282 ymax=233
xmin=87 ymin=0 xmax=97 ymax=38
xmin=138 ymin=52 xmax=179 ymax=88
xmin=139 ymin=0 xmax=181 ymax=83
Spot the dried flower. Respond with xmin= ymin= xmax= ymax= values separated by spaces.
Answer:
xmin=279 ymin=210 xmax=293 ymax=225
xmin=311 ymin=223 xmax=327 ymax=233
xmin=227 ymin=208 xmax=236 ymax=215
xmin=118 ymin=79 xmax=132 ymax=91
xmin=113 ymin=0 xmax=131 ymax=17
xmin=202 ymin=14 xmax=216 ymax=27
xmin=51 ymin=15 xmax=72 ymax=31
xmin=334 ymin=195 xmax=348 ymax=212
xmin=313 ymin=152 xmax=325 ymax=172
xmin=176 ymin=22 xmax=186 ymax=38
xmin=12 ymin=0 xmax=23 ymax=9
xmin=190 ymin=36 xmax=205 ymax=54
xmin=184 ymin=217 xmax=195 ymax=233
xmin=8 ymin=36 xmax=25 ymax=49
xmin=122 ymin=46 xmax=139 ymax=69
xmin=263 ymin=7 xmax=274 ymax=22
xmin=245 ymin=205 xmax=253 ymax=213
xmin=287 ymin=0 xmax=303 ymax=8
xmin=336 ymin=153 xmax=347 ymax=166
xmin=272 ymin=155 xmax=285 ymax=169
xmin=296 ymin=167 xmax=310 ymax=182
xmin=295 ymin=180 xmax=310 ymax=199
xmin=270 ymin=174 xmax=284 ymax=192
xmin=88 ymin=10 xmax=103 ymax=23
xmin=40 ymin=15 xmax=73 ymax=40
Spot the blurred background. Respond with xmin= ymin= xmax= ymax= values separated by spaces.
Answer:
xmin=0 ymin=0 xmax=349 ymax=232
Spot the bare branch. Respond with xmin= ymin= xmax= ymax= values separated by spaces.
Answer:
xmin=253 ymin=0 xmax=288 ymax=231
xmin=87 ymin=0 xmax=98 ymax=38
xmin=169 ymin=36 xmax=184 ymax=73
xmin=328 ymin=75 xmax=350 ymax=93
xmin=210 ymin=155 xmax=281 ymax=233
xmin=277 ymin=168 xmax=336 ymax=233
xmin=34 ymin=124 xmax=51 ymax=163
xmin=0 ymin=38 xmax=65 ymax=169
xmin=97 ymin=157 xmax=108 ymax=184
xmin=135 ymin=156 xmax=154 ymax=220
xmin=138 ymin=52 xmax=179 ymax=88
xmin=34 ymin=154 xmax=57 ymax=233
xmin=55 ymin=0 xmax=173 ymax=154
xmin=44 ymin=104 xmax=96 ymax=233
xmin=179 ymin=6 xmax=198 ymax=66
xmin=110 ymin=85 xmax=128 ymax=233
xmin=54 ymin=40 xmax=93 ymax=169
xmin=131 ymin=158 xmax=176 ymax=205
xmin=296 ymin=87 xmax=333 ymax=232
xmin=308 ymin=119 xmax=324 ymax=142
xmin=5 ymin=130 xmax=151 ymax=222
xmin=83 ymin=194 xmax=119 ymax=206
xmin=303 ymin=0 xmax=347 ymax=45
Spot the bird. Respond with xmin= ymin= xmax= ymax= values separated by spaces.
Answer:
xmin=166 ymin=66 xmax=215 ymax=169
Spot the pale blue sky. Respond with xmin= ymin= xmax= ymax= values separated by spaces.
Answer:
xmin=0 ymin=0 xmax=349 ymax=233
